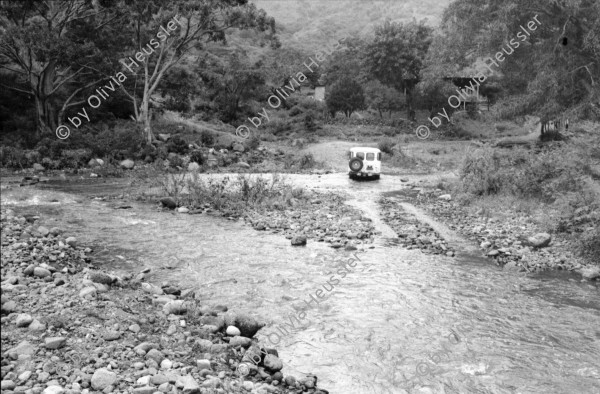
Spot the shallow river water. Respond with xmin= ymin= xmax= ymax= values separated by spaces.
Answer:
xmin=2 ymin=173 xmax=599 ymax=394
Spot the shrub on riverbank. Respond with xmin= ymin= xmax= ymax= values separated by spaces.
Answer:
xmin=455 ymin=132 xmax=600 ymax=262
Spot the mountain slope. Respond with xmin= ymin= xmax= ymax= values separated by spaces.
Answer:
xmin=252 ymin=0 xmax=451 ymax=52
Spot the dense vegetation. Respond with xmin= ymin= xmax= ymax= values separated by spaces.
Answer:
xmin=0 ymin=0 xmax=598 ymax=165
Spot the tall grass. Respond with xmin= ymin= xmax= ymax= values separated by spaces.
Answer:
xmin=134 ymin=170 xmax=308 ymax=216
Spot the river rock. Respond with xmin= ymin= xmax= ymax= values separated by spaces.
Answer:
xmin=226 ymin=326 xmax=241 ymax=336
xmin=438 ymin=194 xmax=452 ymax=201
xmin=29 ymin=319 xmax=46 ymax=332
xmin=236 ymin=161 xmax=250 ymax=169
xmin=580 ymin=266 xmax=600 ymax=280
xmin=163 ymin=300 xmax=186 ymax=315
xmin=91 ymin=368 xmax=117 ymax=390
xmin=232 ymin=143 xmax=245 ymax=152
xmin=1 ymin=380 xmax=16 ymax=390
xmin=142 ymin=282 xmax=164 ymax=295
xmin=15 ymin=314 xmax=33 ymax=327
xmin=146 ymin=349 xmax=165 ymax=363
xmin=42 ymin=385 xmax=65 ymax=394
xmin=291 ymin=236 xmax=307 ymax=246
xmin=45 ymin=337 xmax=67 ymax=349
xmin=2 ymin=300 xmax=17 ymax=314
xmin=89 ymin=271 xmax=112 ymax=285
xmin=263 ymin=354 xmax=283 ymax=372
xmin=196 ymin=359 xmax=211 ymax=370
xmin=37 ymin=226 xmax=50 ymax=237
xmin=158 ymin=133 xmax=171 ymax=142
xmin=65 ymin=237 xmax=77 ymax=247
xmin=103 ymin=331 xmax=121 ymax=341
xmin=226 ymin=313 xmax=264 ymax=338
xmin=133 ymin=386 xmax=154 ymax=394
xmin=177 ymin=375 xmax=200 ymax=394
xmin=229 ymin=336 xmax=252 ymax=348
xmin=8 ymin=341 xmax=35 ymax=357
xmin=120 ymin=159 xmax=135 ymax=169
xmin=177 ymin=207 xmax=189 ymax=213
xmin=33 ymin=163 xmax=45 ymax=171
xmin=79 ymin=286 xmax=97 ymax=298
xmin=33 ymin=267 xmax=51 ymax=278
xmin=527 ymin=233 xmax=551 ymax=248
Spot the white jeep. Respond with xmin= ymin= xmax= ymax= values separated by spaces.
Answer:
xmin=348 ymin=147 xmax=381 ymax=180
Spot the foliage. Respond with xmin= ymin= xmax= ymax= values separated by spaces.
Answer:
xmin=197 ymin=53 xmax=267 ymax=123
xmin=166 ymin=135 xmax=189 ymax=155
xmin=247 ymin=135 xmax=261 ymax=150
xmin=378 ymin=138 xmax=395 ymax=156
xmin=303 ymin=111 xmax=317 ymax=132
xmin=436 ymin=0 xmax=600 ymax=120
xmin=189 ymin=150 xmax=204 ymax=165
xmin=325 ymin=77 xmax=366 ymax=118
xmin=364 ymin=80 xmax=405 ymax=117
xmin=0 ymin=0 xmax=126 ymax=136
xmin=145 ymin=173 xmax=310 ymax=215
xmin=59 ymin=149 xmax=92 ymax=169
xmin=200 ymin=131 xmax=215 ymax=147
xmin=363 ymin=19 xmax=433 ymax=110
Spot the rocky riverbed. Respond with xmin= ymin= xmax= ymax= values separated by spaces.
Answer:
xmin=0 ymin=209 xmax=329 ymax=394
xmin=387 ymin=186 xmax=600 ymax=279
xmin=157 ymin=192 xmax=376 ymax=250
xmin=379 ymin=198 xmax=456 ymax=257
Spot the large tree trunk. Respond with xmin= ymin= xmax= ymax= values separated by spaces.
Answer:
xmin=33 ymin=60 xmax=58 ymax=137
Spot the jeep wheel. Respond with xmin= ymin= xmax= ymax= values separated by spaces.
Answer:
xmin=349 ymin=158 xmax=363 ymax=172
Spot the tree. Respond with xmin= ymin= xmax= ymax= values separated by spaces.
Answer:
xmin=437 ymin=0 xmax=600 ymax=120
xmin=197 ymin=52 xmax=266 ymax=122
xmin=0 ymin=0 xmax=124 ymax=137
xmin=115 ymin=0 xmax=274 ymax=142
xmin=364 ymin=80 xmax=404 ymax=118
xmin=363 ymin=19 xmax=433 ymax=116
xmin=325 ymin=76 xmax=365 ymax=118
xmin=322 ymin=36 xmax=366 ymax=86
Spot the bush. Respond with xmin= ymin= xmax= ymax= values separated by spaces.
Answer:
xmin=304 ymin=111 xmax=317 ymax=132
xmin=200 ymin=131 xmax=214 ymax=146
xmin=84 ymin=120 xmax=145 ymax=161
xmin=59 ymin=149 xmax=92 ymax=169
xmin=189 ymin=150 xmax=204 ymax=165
xmin=0 ymin=146 xmax=28 ymax=168
xmin=247 ymin=135 xmax=260 ymax=150
xmin=289 ymin=106 xmax=303 ymax=117
xmin=266 ymin=119 xmax=292 ymax=135
xmin=167 ymin=135 xmax=189 ymax=155
xmin=458 ymin=147 xmax=508 ymax=195
xmin=378 ymin=138 xmax=395 ymax=156
xmin=169 ymin=154 xmax=184 ymax=168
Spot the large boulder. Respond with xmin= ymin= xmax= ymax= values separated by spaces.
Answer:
xmin=88 ymin=158 xmax=104 ymax=167
xmin=188 ymin=162 xmax=201 ymax=172
xmin=580 ymin=266 xmax=600 ymax=280
xmin=120 ymin=159 xmax=135 ymax=169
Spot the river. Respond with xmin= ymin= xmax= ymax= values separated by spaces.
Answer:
xmin=1 ymin=173 xmax=599 ymax=393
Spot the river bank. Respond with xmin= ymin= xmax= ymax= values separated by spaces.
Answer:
xmin=0 ymin=208 xmax=329 ymax=394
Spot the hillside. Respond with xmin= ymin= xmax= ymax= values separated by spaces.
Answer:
xmin=252 ymin=0 xmax=450 ymax=52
